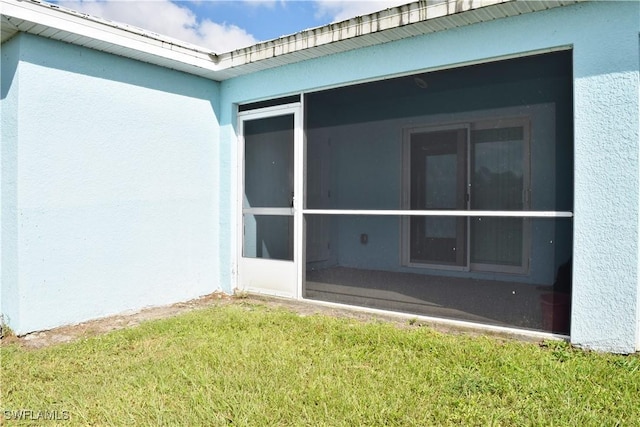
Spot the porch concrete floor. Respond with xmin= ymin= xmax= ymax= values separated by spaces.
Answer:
xmin=305 ymin=266 xmax=568 ymax=334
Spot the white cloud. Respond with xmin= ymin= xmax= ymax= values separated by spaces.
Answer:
xmin=313 ymin=0 xmax=413 ymax=22
xmin=57 ymin=0 xmax=258 ymax=52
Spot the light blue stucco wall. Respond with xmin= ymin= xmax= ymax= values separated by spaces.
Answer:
xmin=1 ymin=34 xmax=21 ymax=330
xmin=1 ymin=33 xmax=222 ymax=334
xmin=220 ymin=2 xmax=640 ymax=352
xmin=571 ymin=12 xmax=640 ymax=353
xmin=1 ymin=2 xmax=638 ymax=352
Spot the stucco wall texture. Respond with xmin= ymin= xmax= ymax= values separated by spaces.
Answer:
xmin=1 ymin=33 xmax=222 ymax=334
xmin=1 ymin=2 xmax=639 ymax=352
xmin=220 ymin=2 xmax=640 ymax=352
xmin=1 ymin=31 xmax=21 ymax=332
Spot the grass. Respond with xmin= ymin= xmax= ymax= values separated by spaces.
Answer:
xmin=1 ymin=302 xmax=639 ymax=426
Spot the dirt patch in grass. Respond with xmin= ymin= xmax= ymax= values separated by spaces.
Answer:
xmin=2 ymin=292 xmax=546 ymax=349
xmin=4 ymin=293 xmax=232 ymax=349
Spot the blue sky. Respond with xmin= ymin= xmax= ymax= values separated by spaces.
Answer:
xmin=54 ymin=1 xmax=410 ymax=52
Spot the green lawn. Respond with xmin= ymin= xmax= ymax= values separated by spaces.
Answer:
xmin=2 ymin=302 xmax=639 ymax=426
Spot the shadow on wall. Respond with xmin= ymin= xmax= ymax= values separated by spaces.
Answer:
xmin=1 ymin=34 xmax=21 ymax=329
xmin=13 ymin=32 xmax=217 ymax=102
xmin=1 ymin=35 xmax=19 ymax=100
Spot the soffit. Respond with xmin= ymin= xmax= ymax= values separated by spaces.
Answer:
xmin=1 ymin=0 xmax=579 ymax=81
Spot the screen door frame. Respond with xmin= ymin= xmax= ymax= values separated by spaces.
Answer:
xmin=236 ymin=103 xmax=303 ymax=298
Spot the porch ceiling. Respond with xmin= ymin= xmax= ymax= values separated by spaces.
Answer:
xmin=1 ymin=0 xmax=579 ymax=81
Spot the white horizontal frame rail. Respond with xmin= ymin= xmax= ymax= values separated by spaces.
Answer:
xmin=243 ymin=208 xmax=294 ymax=216
xmin=303 ymin=209 xmax=573 ymax=218
xmin=237 ymin=102 xmax=301 ymax=119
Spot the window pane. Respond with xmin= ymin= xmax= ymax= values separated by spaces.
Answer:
xmin=243 ymin=215 xmax=293 ymax=261
xmin=410 ymin=128 xmax=467 ymax=212
xmin=410 ymin=216 xmax=467 ymax=266
xmin=244 ymin=115 xmax=294 ymax=208
xmin=471 ymin=217 xmax=523 ymax=266
xmin=425 ymin=154 xmax=458 ymax=209
xmin=472 ymin=128 xmax=525 ymax=211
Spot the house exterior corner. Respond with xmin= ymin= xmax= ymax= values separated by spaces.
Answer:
xmin=1 ymin=0 xmax=639 ymax=353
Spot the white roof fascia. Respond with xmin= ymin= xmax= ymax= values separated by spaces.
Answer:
xmin=0 ymin=0 xmax=221 ymax=73
xmin=215 ymin=0 xmax=578 ymax=77
xmin=1 ymin=0 xmax=580 ymax=81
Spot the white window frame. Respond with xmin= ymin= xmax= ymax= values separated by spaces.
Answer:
xmin=400 ymin=110 xmax=534 ymax=274
xmin=401 ymin=123 xmax=471 ymax=272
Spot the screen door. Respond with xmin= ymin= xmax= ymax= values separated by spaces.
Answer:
xmin=237 ymin=104 xmax=301 ymax=297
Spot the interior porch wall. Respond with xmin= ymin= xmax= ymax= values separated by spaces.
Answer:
xmin=304 ymin=49 xmax=573 ymax=286
xmin=306 ymin=98 xmax=568 ymax=286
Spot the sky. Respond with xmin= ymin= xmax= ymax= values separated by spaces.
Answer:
xmin=54 ymin=0 xmax=414 ymax=53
